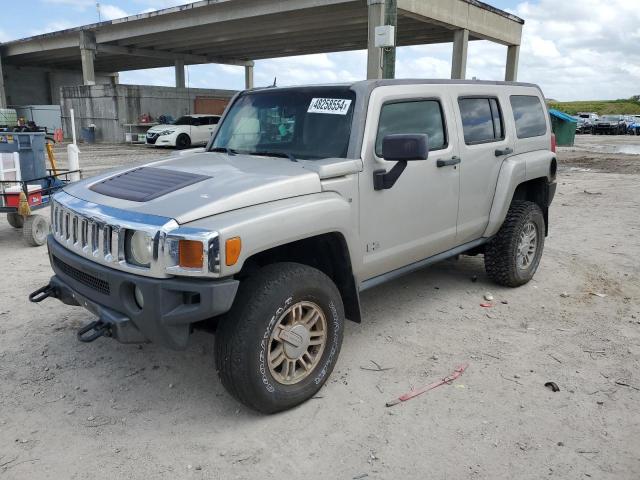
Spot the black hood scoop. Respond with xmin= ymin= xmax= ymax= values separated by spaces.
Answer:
xmin=90 ymin=167 xmax=210 ymax=202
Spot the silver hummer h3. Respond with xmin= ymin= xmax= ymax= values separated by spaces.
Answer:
xmin=31 ymin=80 xmax=557 ymax=413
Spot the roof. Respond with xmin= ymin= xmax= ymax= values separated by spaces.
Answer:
xmin=549 ymin=109 xmax=578 ymax=123
xmin=1 ymin=0 xmax=524 ymax=73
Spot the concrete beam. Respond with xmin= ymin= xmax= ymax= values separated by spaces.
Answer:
xmin=0 ymin=51 xmax=7 ymax=108
xmin=451 ymin=29 xmax=468 ymax=80
xmin=367 ymin=0 xmax=385 ymax=80
xmin=505 ymin=45 xmax=520 ymax=81
xmin=79 ymin=31 xmax=96 ymax=86
xmin=244 ymin=64 xmax=254 ymax=89
xmin=96 ymin=44 xmax=252 ymax=67
xmin=175 ymin=59 xmax=185 ymax=88
xmin=398 ymin=0 xmax=523 ymax=47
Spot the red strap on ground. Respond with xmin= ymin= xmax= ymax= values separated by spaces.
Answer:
xmin=386 ymin=364 xmax=469 ymax=407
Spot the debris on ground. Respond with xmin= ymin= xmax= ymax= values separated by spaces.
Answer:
xmin=484 ymin=293 xmax=494 ymax=302
xmin=480 ymin=303 xmax=493 ymax=308
xmin=360 ymin=360 xmax=393 ymax=372
xmin=544 ymin=382 xmax=560 ymax=392
xmin=560 ymin=292 xmax=570 ymax=298
xmin=386 ymin=364 xmax=468 ymax=407
xmin=589 ymin=292 xmax=607 ymax=298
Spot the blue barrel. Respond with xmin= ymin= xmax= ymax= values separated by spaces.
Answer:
xmin=0 ymin=132 xmax=47 ymax=183
xmin=81 ymin=126 xmax=96 ymax=144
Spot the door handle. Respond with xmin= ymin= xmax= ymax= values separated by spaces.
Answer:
xmin=495 ymin=147 xmax=513 ymax=157
xmin=436 ymin=156 xmax=461 ymax=168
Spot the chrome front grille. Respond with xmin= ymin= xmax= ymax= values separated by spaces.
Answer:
xmin=49 ymin=191 xmax=218 ymax=279
xmin=52 ymin=201 xmax=122 ymax=263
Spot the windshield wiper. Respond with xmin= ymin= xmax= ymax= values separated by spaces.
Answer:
xmin=248 ymin=150 xmax=298 ymax=162
xmin=210 ymin=146 xmax=237 ymax=156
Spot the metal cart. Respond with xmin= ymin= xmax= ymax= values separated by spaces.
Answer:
xmin=1 ymin=169 xmax=80 ymax=246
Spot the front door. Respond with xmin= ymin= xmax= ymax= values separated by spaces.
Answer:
xmin=358 ymin=85 xmax=461 ymax=281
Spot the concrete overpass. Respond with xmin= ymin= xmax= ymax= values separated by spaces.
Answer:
xmin=0 ymin=0 xmax=524 ymax=108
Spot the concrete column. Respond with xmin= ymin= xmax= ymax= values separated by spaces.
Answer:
xmin=244 ymin=64 xmax=254 ymax=89
xmin=451 ymin=29 xmax=469 ymax=80
xmin=0 ymin=51 xmax=7 ymax=108
xmin=382 ymin=0 xmax=397 ymax=79
xmin=505 ymin=45 xmax=520 ymax=81
xmin=367 ymin=0 xmax=385 ymax=80
xmin=175 ymin=60 xmax=185 ymax=88
xmin=79 ymin=31 xmax=96 ymax=86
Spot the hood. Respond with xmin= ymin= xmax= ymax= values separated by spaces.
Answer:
xmin=146 ymin=124 xmax=178 ymax=133
xmin=64 ymin=152 xmax=324 ymax=224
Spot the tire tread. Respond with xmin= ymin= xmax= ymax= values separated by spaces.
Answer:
xmin=484 ymin=201 xmax=544 ymax=287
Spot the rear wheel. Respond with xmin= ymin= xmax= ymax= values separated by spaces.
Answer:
xmin=6 ymin=213 xmax=24 ymax=229
xmin=484 ymin=201 xmax=545 ymax=287
xmin=215 ymin=262 xmax=344 ymax=413
xmin=23 ymin=214 xmax=49 ymax=247
xmin=175 ymin=133 xmax=191 ymax=149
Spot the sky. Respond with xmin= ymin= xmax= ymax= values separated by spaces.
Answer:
xmin=1 ymin=0 xmax=639 ymax=101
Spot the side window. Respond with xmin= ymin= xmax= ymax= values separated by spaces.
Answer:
xmin=375 ymin=100 xmax=447 ymax=157
xmin=510 ymin=95 xmax=547 ymax=138
xmin=210 ymin=116 xmax=220 ymax=125
xmin=458 ymin=97 xmax=505 ymax=144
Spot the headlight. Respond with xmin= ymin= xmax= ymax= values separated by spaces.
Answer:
xmin=159 ymin=130 xmax=175 ymax=136
xmin=125 ymin=230 xmax=153 ymax=267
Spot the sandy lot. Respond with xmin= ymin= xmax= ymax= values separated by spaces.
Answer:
xmin=0 ymin=136 xmax=639 ymax=479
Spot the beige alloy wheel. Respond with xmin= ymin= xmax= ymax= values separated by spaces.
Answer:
xmin=268 ymin=301 xmax=327 ymax=385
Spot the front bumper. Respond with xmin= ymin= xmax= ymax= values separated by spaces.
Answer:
xmin=46 ymin=235 xmax=239 ymax=349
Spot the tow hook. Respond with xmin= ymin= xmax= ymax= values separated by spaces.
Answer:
xmin=77 ymin=320 xmax=112 ymax=343
xmin=29 ymin=284 xmax=58 ymax=303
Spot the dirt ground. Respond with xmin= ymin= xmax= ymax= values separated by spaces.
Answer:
xmin=0 ymin=136 xmax=639 ymax=479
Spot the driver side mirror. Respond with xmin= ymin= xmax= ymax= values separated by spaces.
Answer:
xmin=382 ymin=134 xmax=429 ymax=161
xmin=374 ymin=134 xmax=429 ymax=190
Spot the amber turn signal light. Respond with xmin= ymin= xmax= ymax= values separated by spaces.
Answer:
xmin=178 ymin=240 xmax=204 ymax=269
xmin=225 ymin=237 xmax=242 ymax=266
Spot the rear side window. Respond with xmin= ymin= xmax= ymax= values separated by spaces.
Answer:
xmin=458 ymin=98 xmax=504 ymax=144
xmin=510 ymin=95 xmax=547 ymax=138
xmin=208 ymin=116 xmax=220 ymax=125
xmin=375 ymin=100 xmax=447 ymax=156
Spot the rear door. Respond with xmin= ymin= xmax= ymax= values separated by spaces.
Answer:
xmin=453 ymin=91 xmax=514 ymax=243
xmin=191 ymin=117 xmax=208 ymax=144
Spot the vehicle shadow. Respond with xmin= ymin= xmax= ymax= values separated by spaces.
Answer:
xmin=27 ymin=255 xmax=489 ymax=422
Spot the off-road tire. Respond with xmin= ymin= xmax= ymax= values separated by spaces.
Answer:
xmin=23 ymin=214 xmax=49 ymax=247
xmin=215 ymin=262 xmax=344 ymax=414
xmin=6 ymin=212 xmax=24 ymax=229
xmin=484 ymin=201 xmax=545 ymax=287
xmin=176 ymin=133 xmax=191 ymax=149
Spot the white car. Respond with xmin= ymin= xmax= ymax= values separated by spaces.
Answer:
xmin=145 ymin=114 xmax=221 ymax=149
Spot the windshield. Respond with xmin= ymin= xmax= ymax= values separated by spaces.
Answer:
xmin=601 ymin=115 xmax=620 ymax=121
xmin=210 ymin=87 xmax=356 ymax=160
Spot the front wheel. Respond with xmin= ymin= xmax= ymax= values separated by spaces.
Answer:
xmin=215 ymin=263 xmax=344 ymax=413
xmin=175 ymin=133 xmax=191 ymax=149
xmin=484 ymin=201 xmax=545 ymax=287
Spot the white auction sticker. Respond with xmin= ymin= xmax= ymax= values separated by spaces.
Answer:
xmin=307 ymin=98 xmax=352 ymax=115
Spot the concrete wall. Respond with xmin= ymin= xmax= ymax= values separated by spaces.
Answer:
xmin=60 ymin=84 xmax=237 ymax=143
xmin=4 ymin=64 xmax=114 ymax=105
